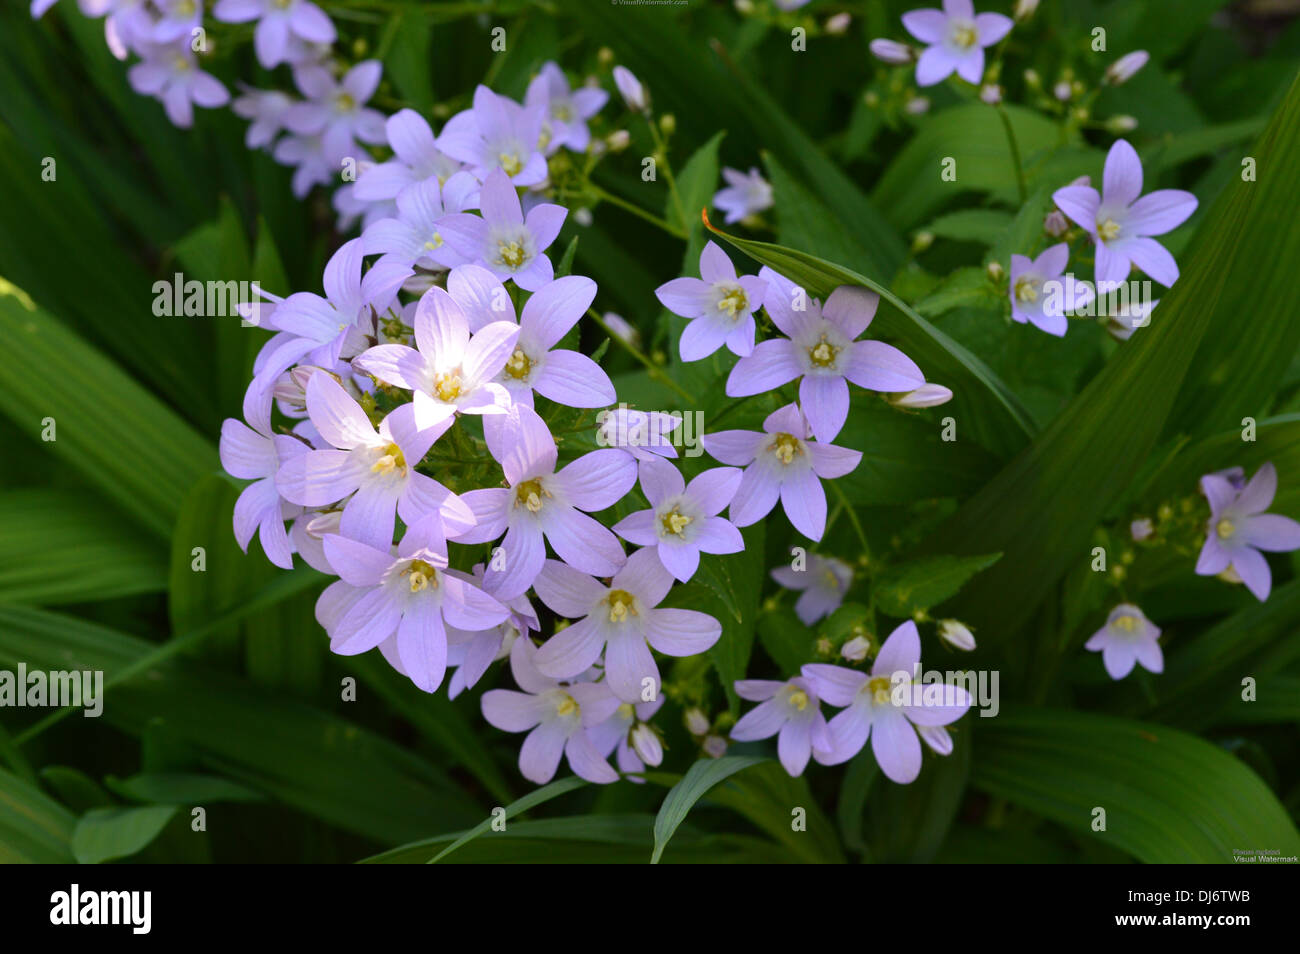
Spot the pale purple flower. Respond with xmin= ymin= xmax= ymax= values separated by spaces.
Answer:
xmin=127 ymin=45 xmax=230 ymax=128
xmin=612 ymin=458 xmax=743 ymax=582
xmin=655 ymin=241 xmax=767 ymax=360
xmin=869 ymin=39 xmax=914 ymax=65
xmin=713 ymin=167 xmax=774 ymax=225
xmin=213 ymin=0 xmax=336 ymax=69
xmin=457 ymin=405 xmax=636 ymax=598
xmin=275 ymin=371 xmax=474 ymax=550
xmin=273 ymin=132 xmax=333 ymax=198
xmin=354 ymin=109 xmax=465 ymax=202
xmin=902 ymin=0 xmax=1013 ymax=87
xmin=937 ymin=619 xmax=976 ymax=651
xmin=284 ymin=60 xmax=387 ymax=165
xmin=770 ymin=553 xmax=853 ymax=625
xmin=438 ymin=168 xmax=567 ymax=292
xmin=1105 ymin=298 xmax=1158 ymax=341
xmin=1196 ymin=462 xmax=1300 ymax=601
xmin=321 ymin=517 xmax=509 ymax=692
xmin=1052 ymin=139 xmax=1198 ymax=287
xmin=612 ymin=65 xmax=647 ymax=112
xmin=525 ymin=62 xmax=609 ymax=154
xmin=589 ymin=697 xmax=665 ymax=777
xmin=703 ymin=403 xmax=862 ymax=541
xmin=596 ymin=407 xmax=681 ymax=463
xmin=445 ymin=565 xmax=539 ymax=699
xmin=361 ymin=172 xmax=481 ymax=272
xmin=435 ymin=85 xmax=549 ymax=186
xmin=231 ymin=86 xmax=295 ymax=150
xmin=1008 ymin=243 xmax=1094 ymax=337
xmin=1105 ymin=50 xmax=1149 ymax=85
xmin=600 ymin=312 xmax=641 ymax=349
xmin=481 ymin=636 xmax=621 ymax=784
xmin=726 ymin=270 xmax=924 ymax=441
xmin=352 ymin=284 xmax=519 ymax=440
xmin=532 ymin=548 xmax=722 ymax=702
xmin=1130 ymin=517 xmax=1154 ymax=542
xmin=151 ymin=0 xmax=202 ymax=44
xmin=1084 ymin=603 xmax=1162 ymax=680
xmin=220 ymin=416 xmax=308 ymax=569
xmin=802 ymin=621 xmax=972 ymax=783
xmin=888 ymin=382 xmax=953 ymax=408
xmin=731 ymin=677 xmax=831 ymax=777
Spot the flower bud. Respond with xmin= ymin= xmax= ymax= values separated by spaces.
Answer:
xmin=904 ymin=96 xmax=930 ymax=115
xmin=597 ymin=47 xmax=615 ymax=68
xmin=659 ymin=113 xmax=676 ymax=136
xmin=911 ymin=230 xmax=934 ymax=253
xmin=1105 ymin=50 xmax=1149 ymax=86
xmin=889 ymin=383 xmax=953 ymax=409
xmin=1023 ymin=68 xmax=1041 ymax=90
xmin=702 ymin=734 xmax=728 ymax=758
xmin=1053 ymin=81 xmax=1073 ymax=102
xmin=918 ymin=724 xmax=953 ymax=755
xmin=573 ymin=207 xmax=593 ymax=227
xmin=1014 ymin=0 xmax=1039 ymax=21
xmin=1106 ymin=114 xmax=1138 ymax=133
xmin=734 ymin=0 xmax=755 ymax=12
xmin=979 ymin=83 xmax=1002 ymax=105
xmin=684 ymin=707 xmax=710 ymax=736
xmin=613 ymin=65 xmax=648 ymax=112
xmin=1043 ymin=209 xmax=1068 ymax=236
xmin=869 ymin=39 xmax=913 ymax=65
xmin=986 ymin=260 xmax=1004 ymax=282
xmin=605 ymin=129 xmax=631 ymax=152
xmin=938 ymin=619 xmax=976 ymax=651
xmin=1130 ymin=517 xmax=1154 ymax=542
xmin=825 ymin=13 xmax=851 ymax=34
xmin=630 ymin=724 xmax=664 ymax=767
xmin=841 ymin=635 xmax=872 ymax=662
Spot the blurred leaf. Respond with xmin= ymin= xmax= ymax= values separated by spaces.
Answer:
xmin=921 ymin=208 xmax=1015 ymax=244
xmin=0 ymin=282 xmax=215 ymax=538
xmin=428 ymin=776 xmax=586 ymax=864
xmin=0 ymin=767 xmax=75 ymax=863
xmin=865 ymin=730 xmax=970 ymax=863
xmin=651 ymin=755 xmax=764 ymax=863
xmin=72 ymin=805 xmax=178 ymax=864
xmin=972 ymin=707 xmax=1300 ymax=863
xmin=873 ymin=552 xmax=1002 ymax=619
xmin=703 ymin=760 xmax=846 ymax=863
xmin=107 ymin=772 xmax=264 ymax=805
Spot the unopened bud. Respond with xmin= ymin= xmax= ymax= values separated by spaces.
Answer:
xmin=613 ymin=65 xmax=648 ymax=113
xmin=1106 ymin=114 xmax=1138 ymax=133
xmin=702 ymin=734 xmax=728 ymax=758
xmin=825 ymin=12 xmax=851 ymax=34
xmin=1130 ymin=518 xmax=1154 ymax=542
xmin=911 ymin=230 xmax=934 ymax=253
xmin=1014 ymin=0 xmax=1039 ymax=21
xmin=904 ymin=96 xmax=930 ymax=115
xmin=938 ymin=619 xmax=976 ymax=651
xmin=684 ymin=707 xmax=710 ymax=736
xmin=869 ymin=38 xmax=913 ymax=65
xmin=1053 ymin=81 xmax=1073 ymax=102
xmin=1043 ymin=209 xmax=1069 ymax=236
xmin=605 ymin=129 xmax=631 ymax=152
xmin=918 ymin=724 xmax=954 ymax=755
xmin=889 ymin=383 xmax=953 ymax=409
xmin=986 ymin=260 xmax=1004 ymax=282
xmin=659 ymin=113 xmax=676 ymax=136
xmin=1023 ymin=68 xmax=1041 ymax=90
xmin=841 ymin=635 xmax=872 ymax=662
xmin=1105 ymin=50 xmax=1149 ymax=86
xmin=979 ymin=83 xmax=1002 ymax=105
xmin=630 ymin=724 xmax=663 ymax=767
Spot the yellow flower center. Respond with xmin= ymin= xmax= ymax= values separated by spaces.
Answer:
xmin=556 ymin=694 xmax=579 ymax=717
xmin=498 ymin=153 xmax=522 ymax=177
xmin=606 ymin=589 xmax=637 ymax=623
xmin=952 ymin=24 xmax=977 ymax=48
xmin=434 ymin=370 xmax=463 ymax=402
xmin=769 ymin=432 xmax=802 ymax=465
xmin=334 ymin=92 xmax=356 ymax=113
xmin=553 ymin=104 xmax=573 ymax=122
xmin=1014 ymin=277 xmax=1039 ymax=303
xmin=617 ymin=702 xmax=635 ymax=719
xmin=1097 ymin=218 xmax=1121 ymax=242
xmin=659 ymin=507 xmax=693 ymax=538
xmin=404 ymin=559 xmax=438 ymax=593
xmin=370 ymin=442 xmax=407 ymax=475
xmin=498 ymin=241 xmax=526 ymax=268
xmin=788 ymin=689 xmax=809 ymax=711
xmin=868 ymin=676 xmax=892 ymax=705
xmin=808 ymin=335 xmax=840 ymax=368
xmin=1115 ymin=614 xmax=1137 ymax=632
xmin=514 ymin=478 xmax=549 ymax=513
xmin=1216 ymin=518 xmax=1235 ymax=539
xmin=504 ymin=347 xmax=532 ymax=380
xmin=176 ymin=0 xmax=196 ymax=15
xmin=717 ymin=286 xmax=747 ymax=320
xmin=423 ymin=233 xmax=444 ymax=251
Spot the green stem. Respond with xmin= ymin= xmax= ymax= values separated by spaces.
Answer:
xmin=831 ymin=480 xmax=872 ymax=561
xmin=995 ymin=103 xmax=1028 ymax=205
xmin=587 ymin=308 xmax=696 ymax=405
xmin=587 ymin=183 xmax=687 ymax=240
xmin=646 ymin=115 xmax=687 ymax=231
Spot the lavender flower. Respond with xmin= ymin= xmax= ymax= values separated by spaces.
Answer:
xmin=212 ymin=0 xmax=336 ymax=69
xmin=457 ymin=405 xmax=635 ymax=598
xmin=730 ymin=677 xmax=831 ymax=777
xmin=435 ymin=85 xmax=549 ymax=186
xmin=321 ymin=517 xmax=510 ymax=692
xmin=353 ymin=109 xmax=464 ymax=202
xmin=802 ymin=621 xmax=971 ymax=783
xmin=703 ymin=402 xmax=862 ymax=541
xmin=438 ymin=168 xmax=567 ymax=291
xmin=231 ymin=86 xmax=295 ymax=149
xmin=360 ymin=173 xmax=480 ymax=272
xmin=525 ymin=62 xmax=608 ymax=154
xmin=770 ymin=553 xmax=853 ymax=625
xmin=531 ymin=548 xmax=722 ymax=702
xmin=901 ymin=0 xmax=1013 ymax=87
xmin=284 ymin=60 xmax=387 ymax=165
xmin=655 ymin=241 xmax=767 ymax=360
xmin=1084 ymin=603 xmax=1162 ymax=680
xmin=1196 ymin=462 xmax=1300 ymax=601
xmin=481 ymin=637 xmax=621 ymax=784
xmin=596 ymin=407 xmax=682 ymax=463
xmin=713 ymin=167 xmax=774 ymax=225
xmin=1008 ymin=242 xmax=1094 ymax=337
xmin=612 ymin=458 xmax=744 ymax=582
xmin=1052 ymin=139 xmax=1197 ymax=288
xmin=127 ymin=45 xmax=230 ymax=129
xmin=590 ymin=698 xmax=665 ymax=777
xmin=726 ymin=271 xmax=924 ymax=442
xmin=219 ymin=416 xmax=308 ymax=569
xmin=612 ymin=65 xmax=647 ymax=113
xmin=275 ymin=372 xmax=474 ymax=550
xmin=445 ymin=565 xmax=539 ymax=698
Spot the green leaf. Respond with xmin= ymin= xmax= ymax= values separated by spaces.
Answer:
xmin=107 ymin=772 xmax=264 ymax=805
xmin=651 ymin=755 xmax=765 ymax=863
xmin=702 ymin=220 xmax=1037 ymax=457
xmin=873 ymin=552 xmax=1002 ymax=618
xmin=972 ymin=708 xmax=1300 ymax=863
xmin=921 ymin=208 xmax=1015 ymax=243
xmin=913 ymin=266 xmax=1000 ymax=318
xmin=913 ymin=76 xmax=1300 ymax=640
xmin=72 ymin=805 xmax=178 ymax=864
xmin=865 ymin=731 xmax=971 ymax=863
xmin=702 ymin=760 xmax=846 ymax=863
xmin=426 ymin=777 xmax=586 ymax=864
xmin=0 ymin=767 xmax=76 ymax=863
xmin=0 ymin=489 xmax=166 ymax=605
xmin=0 ymin=282 xmax=216 ymax=538
xmin=668 ymin=130 xmax=724 ymax=234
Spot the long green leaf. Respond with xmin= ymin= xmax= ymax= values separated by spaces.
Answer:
xmin=0 ymin=767 xmax=76 ymax=863
xmin=651 ymin=755 xmax=764 ymax=863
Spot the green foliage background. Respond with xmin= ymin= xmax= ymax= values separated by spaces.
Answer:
xmin=1 ymin=0 xmax=1298 ymax=863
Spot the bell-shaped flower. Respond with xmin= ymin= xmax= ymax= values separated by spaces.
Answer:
xmin=525 ymin=62 xmax=608 ymax=154
xmin=1084 ymin=603 xmax=1162 ymax=680
xmin=770 ymin=553 xmax=853 ymax=625
xmin=1195 ymin=462 xmax=1300 ymax=601
xmin=730 ymin=676 xmax=831 ymax=777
